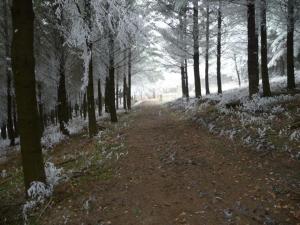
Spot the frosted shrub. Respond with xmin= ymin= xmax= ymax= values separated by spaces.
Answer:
xmin=41 ymin=125 xmax=65 ymax=149
xmin=45 ymin=162 xmax=64 ymax=187
xmin=271 ymin=105 xmax=285 ymax=114
xmin=290 ymin=130 xmax=300 ymax=141
xmin=22 ymin=162 xmax=64 ymax=224
xmin=258 ymin=128 xmax=267 ymax=138
xmin=23 ymin=181 xmax=53 ymax=224
xmin=66 ymin=117 xmax=87 ymax=135
xmin=1 ymin=169 xmax=7 ymax=178
xmin=27 ymin=181 xmax=53 ymax=202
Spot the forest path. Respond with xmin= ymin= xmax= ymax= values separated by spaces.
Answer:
xmin=41 ymin=101 xmax=299 ymax=225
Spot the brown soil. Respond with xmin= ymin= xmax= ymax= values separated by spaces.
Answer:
xmin=2 ymin=102 xmax=300 ymax=225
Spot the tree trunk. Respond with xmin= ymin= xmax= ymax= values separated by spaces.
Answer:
xmin=83 ymin=92 xmax=87 ymax=119
xmin=217 ymin=0 xmax=222 ymax=94
xmin=107 ymin=33 xmax=118 ymax=123
xmin=3 ymin=0 xmax=15 ymax=146
xmin=1 ymin=124 xmax=7 ymax=140
xmin=127 ymin=48 xmax=132 ymax=110
xmin=68 ymin=101 xmax=72 ymax=120
xmin=105 ymin=77 xmax=109 ymax=113
xmin=57 ymin=52 xmax=69 ymax=135
xmin=74 ymin=102 xmax=79 ymax=117
xmin=6 ymin=74 xmax=15 ymax=146
xmin=247 ymin=0 xmax=259 ymax=96
xmin=12 ymin=97 xmax=18 ymax=137
xmin=123 ymin=75 xmax=127 ymax=110
xmin=233 ymin=53 xmax=241 ymax=87
xmin=193 ymin=0 xmax=201 ymax=98
xmin=183 ymin=7 xmax=189 ymax=99
xmin=98 ymin=79 xmax=102 ymax=116
xmin=11 ymin=0 xmax=46 ymax=192
xmin=37 ymin=83 xmax=44 ymax=136
xmin=205 ymin=0 xmax=210 ymax=95
xmin=260 ymin=0 xmax=271 ymax=96
xmin=87 ymin=47 xmax=98 ymax=136
xmin=116 ymin=70 xmax=119 ymax=110
xmin=287 ymin=0 xmax=295 ymax=89
xmin=184 ymin=59 xmax=189 ymax=98
xmin=179 ymin=10 xmax=187 ymax=98
xmin=280 ymin=56 xmax=285 ymax=76
xmin=181 ymin=64 xmax=186 ymax=97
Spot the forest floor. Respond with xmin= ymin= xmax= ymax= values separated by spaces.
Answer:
xmin=1 ymin=101 xmax=300 ymax=225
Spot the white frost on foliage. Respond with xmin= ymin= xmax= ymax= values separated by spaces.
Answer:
xmin=23 ymin=182 xmax=53 ymax=224
xmin=290 ymin=130 xmax=300 ymax=141
xmin=167 ymin=73 xmax=300 ymax=155
xmin=41 ymin=125 xmax=65 ymax=149
xmin=67 ymin=117 xmax=88 ymax=135
xmin=41 ymin=117 xmax=87 ymax=149
xmin=45 ymin=162 xmax=64 ymax=187
xmin=27 ymin=181 xmax=53 ymax=201
xmin=23 ymin=162 xmax=64 ymax=223
xmin=1 ymin=169 xmax=7 ymax=178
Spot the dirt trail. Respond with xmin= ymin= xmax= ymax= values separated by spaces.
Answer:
xmin=41 ymin=102 xmax=299 ymax=225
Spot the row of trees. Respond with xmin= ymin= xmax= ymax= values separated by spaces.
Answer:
xmin=154 ymin=0 xmax=299 ymax=98
xmin=0 ymin=0 xmax=159 ymax=193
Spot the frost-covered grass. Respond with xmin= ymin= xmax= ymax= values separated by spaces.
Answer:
xmin=0 ymin=116 xmax=89 ymax=163
xmin=168 ymin=74 xmax=300 ymax=159
xmin=42 ymin=117 xmax=89 ymax=149
xmin=0 ymin=110 xmax=129 ymax=224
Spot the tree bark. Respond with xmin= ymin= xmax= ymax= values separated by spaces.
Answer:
xmin=104 ymin=77 xmax=109 ymax=113
xmin=127 ymin=48 xmax=132 ymax=110
xmin=107 ymin=33 xmax=118 ymax=123
xmin=98 ymin=79 xmax=102 ymax=116
xmin=233 ymin=53 xmax=241 ymax=87
xmin=87 ymin=48 xmax=98 ymax=136
xmin=12 ymin=97 xmax=18 ymax=137
xmin=247 ymin=0 xmax=259 ymax=96
xmin=184 ymin=59 xmax=189 ymax=98
xmin=287 ymin=0 xmax=295 ymax=89
xmin=83 ymin=0 xmax=98 ymax=136
xmin=179 ymin=10 xmax=186 ymax=98
xmin=37 ymin=83 xmax=44 ymax=136
xmin=1 ymin=124 xmax=7 ymax=140
xmin=57 ymin=51 xmax=69 ymax=135
xmin=193 ymin=0 xmax=201 ymax=98
xmin=3 ymin=0 xmax=15 ymax=146
xmin=183 ymin=7 xmax=189 ymax=99
xmin=83 ymin=92 xmax=87 ymax=119
xmin=217 ymin=0 xmax=222 ymax=94
xmin=280 ymin=56 xmax=286 ymax=76
xmin=74 ymin=102 xmax=79 ymax=117
xmin=116 ymin=70 xmax=119 ymax=110
xmin=68 ymin=101 xmax=72 ymax=120
xmin=11 ymin=0 xmax=46 ymax=191
xmin=181 ymin=64 xmax=186 ymax=97
xmin=260 ymin=0 xmax=271 ymax=96
xmin=123 ymin=75 xmax=127 ymax=110
xmin=205 ymin=0 xmax=210 ymax=95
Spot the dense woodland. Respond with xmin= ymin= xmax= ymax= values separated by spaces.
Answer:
xmin=0 ymin=0 xmax=300 ymax=224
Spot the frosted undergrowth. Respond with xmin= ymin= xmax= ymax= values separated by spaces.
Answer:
xmin=0 ymin=117 xmax=89 ymax=160
xmin=290 ymin=130 xmax=300 ymax=141
xmin=41 ymin=125 xmax=65 ymax=149
xmin=22 ymin=162 xmax=65 ymax=224
xmin=167 ymin=74 xmax=300 ymax=156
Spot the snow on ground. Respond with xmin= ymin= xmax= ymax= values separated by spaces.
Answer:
xmin=167 ymin=73 xmax=300 ymax=159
